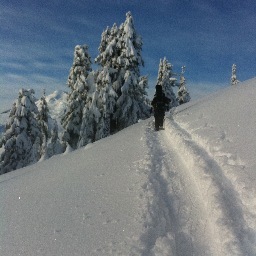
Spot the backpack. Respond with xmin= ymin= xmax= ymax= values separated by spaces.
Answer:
xmin=154 ymin=98 xmax=166 ymax=114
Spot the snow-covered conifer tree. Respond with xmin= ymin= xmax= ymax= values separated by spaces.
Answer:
xmin=231 ymin=64 xmax=239 ymax=85
xmin=77 ymin=67 xmax=117 ymax=147
xmin=113 ymin=12 xmax=150 ymax=129
xmin=77 ymin=88 xmax=99 ymax=147
xmin=177 ymin=66 xmax=191 ymax=105
xmin=95 ymin=12 xmax=150 ymax=131
xmin=0 ymin=89 xmax=41 ymax=173
xmin=37 ymin=90 xmax=63 ymax=160
xmin=94 ymin=67 xmax=117 ymax=140
xmin=46 ymin=120 xmax=63 ymax=159
xmin=157 ymin=57 xmax=178 ymax=109
xmin=95 ymin=23 xmax=122 ymax=124
xmin=95 ymin=23 xmax=120 ymax=69
xmin=61 ymin=44 xmax=92 ymax=149
xmin=37 ymin=90 xmax=50 ymax=158
xmin=95 ymin=27 xmax=111 ymax=65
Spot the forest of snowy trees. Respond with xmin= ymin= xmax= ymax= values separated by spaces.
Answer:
xmin=0 ymin=12 xmax=190 ymax=174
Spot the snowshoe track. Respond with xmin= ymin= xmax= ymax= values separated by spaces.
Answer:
xmin=136 ymin=117 xmax=256 ymax=256
xmin=135 ymin=120 xmax=216 ymax=256
xmin=164 ymin=116 xmax=256 ymax=256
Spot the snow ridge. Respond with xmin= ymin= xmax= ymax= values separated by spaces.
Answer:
xmin=165 ymin=114 xmax=256 ymax=256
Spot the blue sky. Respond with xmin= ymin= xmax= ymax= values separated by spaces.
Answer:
xmin=0 ymin=0 xmax=256 ymax=108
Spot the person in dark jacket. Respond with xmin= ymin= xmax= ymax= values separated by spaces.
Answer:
xmin=151 ymin=84 xmax=170 ymax=131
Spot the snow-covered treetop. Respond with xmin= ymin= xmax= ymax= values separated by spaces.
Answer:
xmin=156 ymin=57 xmax=178 ymax=107
xmin=16 ymin=89 xmax=38 ymax=116
xmin=231 ymin=63 xmax=239 ymax=85
xmin=157 ymin=57 xmax=173 ymax=86
xmin=121 ymin=12 xmax=143 ymax=68
xmin=180 ymin=66 xmax=186 ymax=87
xmin=96 ymin=27 xmax=110 ymax=64
xmin=177 ymin=66 xmax=190 ymax=105
xmin=73 ymin=45 xmax=91 ymax=68
xmin=37 ymin=90 xmax=49 ymax=123
xmin=67 ymin=44 xmax=92 ymax=93
xmin=123 ymin=12 xmax=135 ymax=39
xmin=181 ymin=65 xmax=185 ymax=75
xmin=96 ymin=11 xmax=144 ymax=72
xmin=95 ymin=23 xmax=121 ymax=69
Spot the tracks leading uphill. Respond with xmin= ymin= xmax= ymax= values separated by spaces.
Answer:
xmin=164 ymin=115 xmax=256 ymax=256
xmin=136 ymin=117 xmax=256 ymax=256
xmin=134 ymin=120 xmax=216 ymax=256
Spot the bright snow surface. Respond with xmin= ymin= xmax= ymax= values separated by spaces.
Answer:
xmin=1 ymin=78 xmax=256 ymax=255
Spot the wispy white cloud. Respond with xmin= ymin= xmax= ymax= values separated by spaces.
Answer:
xmin=0 ymin=62 xmax=27 ymax=71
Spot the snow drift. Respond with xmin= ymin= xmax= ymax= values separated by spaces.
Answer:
xmin=0 ymin=78 xmax=256 ymax=255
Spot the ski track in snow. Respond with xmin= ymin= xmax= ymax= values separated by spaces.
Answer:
xmin=135 ymin=117 xmax=256 ymax=256
xmin=132 ymin=119 xmax=214 ymax=256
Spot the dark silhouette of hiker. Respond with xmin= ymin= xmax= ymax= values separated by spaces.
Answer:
xmin=151 ymin=84 xmax=170 ymax=131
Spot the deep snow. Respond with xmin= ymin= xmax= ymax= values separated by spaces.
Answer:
xmin=0 ymin=78 xmax=256 ymax=255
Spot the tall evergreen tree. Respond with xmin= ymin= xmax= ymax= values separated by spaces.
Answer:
xmin=95 ymin=23 xmax=121 ymax=69
xmin=95 ymin=26 xmax=111 ymax=65
xmin=77 ymin=76 xmax=99 ymax=148
xmin=0 ymin=89 xmax=41 ymax=173
xmin=46 ymin=120 xmax=63 ymax=159
xmin=94 ymin=67 xmax=117 ymax=140
xmin=61 ymin=44 xmax=92 ymax=149
xmin=95 ymin=23 xmax=121 ymax=94
xmin=95 ymin=12 xmax=149 ymax=131
xmin=177 ymin=66 xmax=191 ymax=105
xmin=231 ymin=63 xmax=239 ymax=85
xmin=37 ymin=89 xmax=50 ymax=159
xmin=114 ymin=12 xmax=150 ymax=129
xmin=95 ymin=23 xmax=122 ymax=130
xmin=77 ymin=67 xmax=117 ymax=147
xmin=37 ymin=90 xmax=63 ymax=160
xmin=157 ymin=57 xmax=178 ymax=109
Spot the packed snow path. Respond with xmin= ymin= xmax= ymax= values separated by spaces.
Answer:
xmin=136 ymin=119 xmax=216 ymax=255
xmin=141 ymin=115 xmax=256 ymax=256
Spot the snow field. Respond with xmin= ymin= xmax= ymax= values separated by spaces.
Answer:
xmin=165 ymin=113 xmax=256 ymax=255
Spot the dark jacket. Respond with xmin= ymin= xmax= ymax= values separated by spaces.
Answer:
xmin=151 ymin=91 xmax=170 ymax=116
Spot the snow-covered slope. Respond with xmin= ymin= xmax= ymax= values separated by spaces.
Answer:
xmin=1 ymin=79 xmax=256 ymax=255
